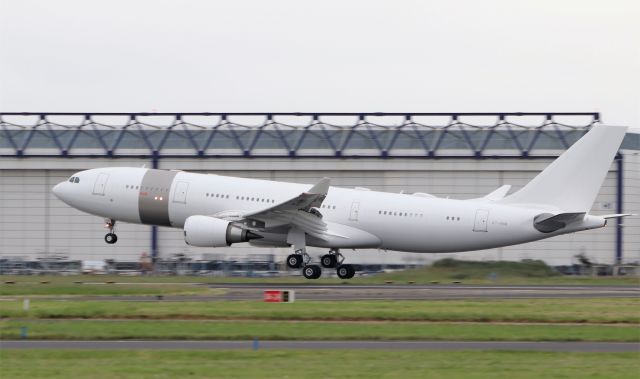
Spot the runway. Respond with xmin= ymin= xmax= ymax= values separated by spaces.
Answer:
xmin=2 ymin=340 xmax=638 ymax=352
xmin=208 ymin=283 xmax=640 ymax=301
xmin=71 ymin=283 xmax=640 ymax=301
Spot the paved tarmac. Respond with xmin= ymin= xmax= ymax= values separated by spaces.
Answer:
xmin=2 ymin=340 xmax=638 ymax=352
xmin=210 ymin=283 xmax=640 ymax=301
xmin=69 ymin=283 xmax=639 ymax=301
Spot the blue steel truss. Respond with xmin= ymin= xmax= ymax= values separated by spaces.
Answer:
xmin=1 ymin=112 xmax=625 ymax=158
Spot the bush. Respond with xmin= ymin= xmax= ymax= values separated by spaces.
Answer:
xmin=431 ymin=258 xmax=559 ymax=278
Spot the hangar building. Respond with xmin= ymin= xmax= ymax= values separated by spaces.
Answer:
xmin=0 ymin=112 xmax=638 ymax=266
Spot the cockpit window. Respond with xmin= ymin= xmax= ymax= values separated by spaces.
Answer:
xmin=74 ymin=177 xmax=80 ymax=183
xmin=69 ymin=177 xmax=75 ymax=182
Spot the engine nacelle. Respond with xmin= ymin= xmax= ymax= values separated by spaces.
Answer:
xmin=183 ymin=215 xmax=259 ymax=247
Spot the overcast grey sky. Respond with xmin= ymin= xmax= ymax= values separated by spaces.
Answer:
xmin=1 ymin=0 xmax=638 ymax=128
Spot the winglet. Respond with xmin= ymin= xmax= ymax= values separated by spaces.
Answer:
xmin=308 ymin=177 xmax=330 ymax=195
xmin=484 ymin=185 xmax=511 ymax=201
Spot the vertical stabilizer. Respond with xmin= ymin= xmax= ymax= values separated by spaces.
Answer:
xmin=500 ymin=125 xmax=627 ymax=211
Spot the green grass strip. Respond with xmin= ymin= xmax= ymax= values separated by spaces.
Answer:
xmin=0 ymin=350 xmax=638 ymax=379
xmin=1 ymin=298 xmax=638 ymax=323
xmin=1 ymin=272 xmax=639 ymax=288
xmin=1 ymin=319 xmax=639 ymax=342
xmin=0 ymin=283 xmax=218 ymax=296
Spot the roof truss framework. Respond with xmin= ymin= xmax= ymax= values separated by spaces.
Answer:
xmin=0 ymin=112 xmax=603 ymax=157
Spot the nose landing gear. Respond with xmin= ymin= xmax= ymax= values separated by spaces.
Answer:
xmin=104 ymin=218 xmax=118 ymax=244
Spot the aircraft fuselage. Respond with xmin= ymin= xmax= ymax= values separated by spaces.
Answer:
xmin=52 ymin=167 xmax=606 ymax=253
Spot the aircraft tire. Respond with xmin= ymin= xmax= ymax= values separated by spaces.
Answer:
xmin=104 ymin=233 xmax=118 ymax=244
xmin=303 ymin=265 xmax=322 ymax=279
xmin=286 ymin=254 xmax=303 ymax=269
xmin=336 ymin=264 xmax=355 ymax=279
xmin=320 ymin=254 xmax=337 ymax=268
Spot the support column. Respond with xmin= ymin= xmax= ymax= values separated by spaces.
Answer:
xmin=151 ymin=153 xmax=159 ymax=263
xmin=615 ymin=153 xmax=623 ymax=265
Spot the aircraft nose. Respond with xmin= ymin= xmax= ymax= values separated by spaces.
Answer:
xmin=52 ymin=182 xmax=65 ymax=199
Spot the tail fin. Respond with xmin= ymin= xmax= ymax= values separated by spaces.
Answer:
xmin=500 ymin=125 xmax=627 ymax=212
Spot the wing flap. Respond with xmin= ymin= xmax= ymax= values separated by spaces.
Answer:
xmin=241 ymin=177 xmax=332 ymax=240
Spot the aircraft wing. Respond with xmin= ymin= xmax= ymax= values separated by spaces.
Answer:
xmin=241 ymin=178 xmax=332 ymax=240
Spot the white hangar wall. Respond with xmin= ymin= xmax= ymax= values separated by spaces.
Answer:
xmin=1 ymin=153 xmax=637 ymax=266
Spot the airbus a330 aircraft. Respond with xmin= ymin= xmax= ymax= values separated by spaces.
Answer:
xmin=53 ymin=125 xmax=631 ymax=279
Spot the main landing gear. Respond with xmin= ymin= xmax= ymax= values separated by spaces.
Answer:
xmin=286 ymin=248 xmax=356 ymax=280
xmin=286 ymin=249 xmax=321 ymax=279
xmin=104 ymin=218 xmax=118 ymax=244
xmin=321 ymin=249 xmax=342 ymax=268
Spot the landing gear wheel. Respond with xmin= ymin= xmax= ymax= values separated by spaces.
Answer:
xmin=336 ymin=264 xmax=355 ymax=279
xmin=104 ymin=233 xmax=118 ymax=244
xmin=302 ymin=265 xmax=322 ymax=279
xmin=286 ymin=254 xmax=303 ymax=269
xmin=320 ymin=254 xmax=338 ymax=268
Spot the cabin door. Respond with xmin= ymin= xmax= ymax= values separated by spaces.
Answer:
xmin=173 ymin=181 xmax=189 ymax=204
xmin=473 ymin=209 xmax=489 ymax=232
xmin=349 ymin=201 xmax=360 ymax=221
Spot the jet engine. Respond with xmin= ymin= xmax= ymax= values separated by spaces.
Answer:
xmin=183 ymin=215 xmax=260 ymax=247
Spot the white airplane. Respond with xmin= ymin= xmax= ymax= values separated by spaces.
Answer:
xmin=52 ymin=125 xmax=631 ymax=279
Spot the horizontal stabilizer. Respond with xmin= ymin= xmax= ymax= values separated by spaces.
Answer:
xmin=601 ymin=214 xmax=635 ymax=219
xmin=534 ymin=212 xmax=585 ymax=233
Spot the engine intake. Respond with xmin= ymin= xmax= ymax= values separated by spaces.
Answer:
xmin=184 ymin=215 xmax=261 ymax=247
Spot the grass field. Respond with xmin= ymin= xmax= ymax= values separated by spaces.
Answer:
xmin=1 ymin=275 xmax=638 ymax=378
xmin=369 ymin=261 xmax=640 ymax=285
xmin=1 ymin=298 xmax=638 ymax=323
xmin=1 ymin=265 xmax=638 ymax=292
xmin=1 ymin=350 xmax=637 ymax=379
xmin=1 ymin=319 xmax=638 ymax=342
xmin=0 ymin=282 xmax=221 ymax=296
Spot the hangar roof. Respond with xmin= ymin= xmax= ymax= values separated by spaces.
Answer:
xmin=0 ymin=112 xmax=636 ymax=157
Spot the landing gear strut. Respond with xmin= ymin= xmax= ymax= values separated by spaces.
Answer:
xmin=104 ymin=218 xmax=118 ymax=244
